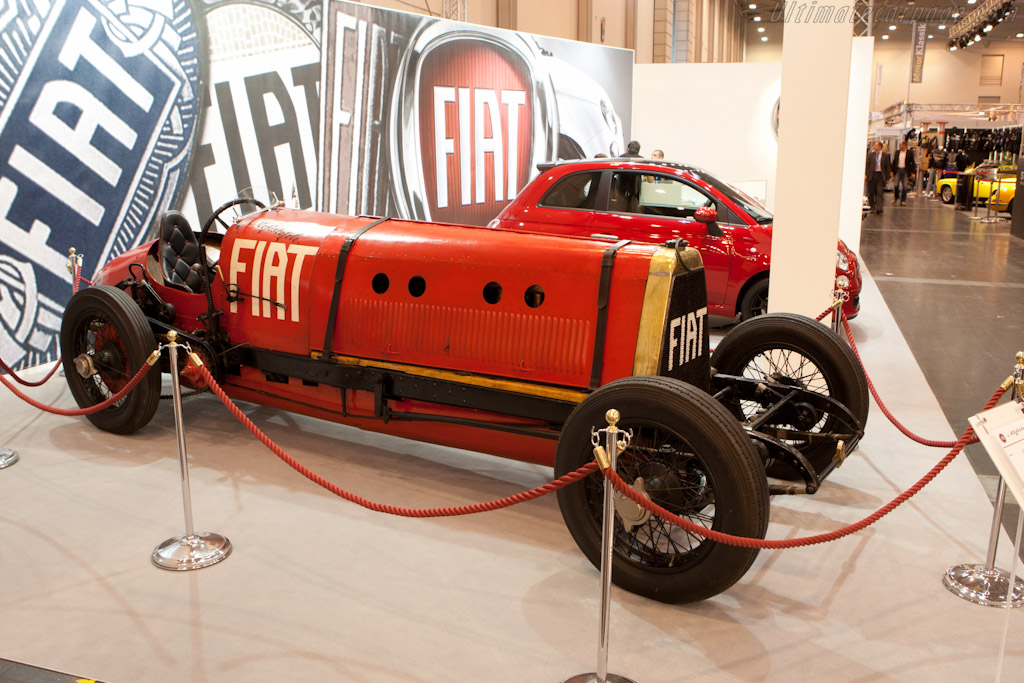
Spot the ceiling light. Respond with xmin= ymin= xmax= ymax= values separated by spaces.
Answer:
xmin=889 ymin=24 xmax=897 ymax=30
xmin=753 ymin=15 xmax=761 ymax=21
xmin=967 ymin=0 xmax=976 ymax=4
xmin=1017 ymin=32 xmax=1023 ymax=37
xmin=749 ymin=3 xmax=756 ymax=8
xmin=757 ymin=26 xmax=765 ymax=32
xmin=761 ymin=36 xmax=768 ymax=41
xmin=928 ymin=34 xmax=934 ymax=38
xmin=938 ymin=24 xmax=946 ymax=29
xmin=882 ymin=34 xmax=889 ymax=39
xmin=950 ymin=45 xmax=957 ymax=51
xmin=952 ymin=12 xmax=960 ymax=17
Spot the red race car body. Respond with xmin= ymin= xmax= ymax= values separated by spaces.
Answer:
xmin=62 ymin=198 xmax=867 ymax=604
xmin=491 ymin=159 xmax=862 ymax=320
xmin=90 ymin=208 xmax=708 ymax=465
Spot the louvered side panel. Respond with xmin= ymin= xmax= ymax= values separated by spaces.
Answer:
xmin=338 ymin=298 xmax=592 ymax=385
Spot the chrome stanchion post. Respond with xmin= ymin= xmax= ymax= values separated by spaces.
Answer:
xmin=943 ymin=352 xmax=1024 ymax=607
xmin=562 ymin=410 xmax=636 ymax=683
xmin=982 ymin=180 xmax=1003 ymax=223
xmin=968 ymin=174 xmax=984 ymax=220
xmin=0 ymin=447 xmax=18 ymax=469
xmin=152 ymin=331 xmax=232 ymax=571
xmin=831 ymin=281 xmax=847 ymax=335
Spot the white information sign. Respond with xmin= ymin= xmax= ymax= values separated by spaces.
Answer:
xmin=968 ymin=400 xmax=1024 ymax=506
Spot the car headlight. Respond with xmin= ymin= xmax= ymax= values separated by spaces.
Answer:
xmin=836 ymin=249 xmax=849 ymax=271
xmin=836 ymin=274 xmax=850 ymax=289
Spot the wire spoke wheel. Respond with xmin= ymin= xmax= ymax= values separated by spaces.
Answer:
xmin=712 ymin=313 xmax=869 ymax=471
xmin=61 ymin=286 xmax=161 ymax=434
xmin=555 ymin=376 xmax=769 ymax=603
xmin=585 ymin=423 xmax=718 ymax=571
xmin=77 ymin=316 xmax=131 ymax=406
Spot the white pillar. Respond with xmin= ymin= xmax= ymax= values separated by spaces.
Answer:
xmin=838 ymin=36 xmax=875 ymax=252
xmin=768 ymin=1 xmax=855 ymax=318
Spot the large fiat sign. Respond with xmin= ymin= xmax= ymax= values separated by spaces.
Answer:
xmin=319 ymin=1 xmax=629 ymax=226
xmin=394 ymin=27 xmax=556 ymax=225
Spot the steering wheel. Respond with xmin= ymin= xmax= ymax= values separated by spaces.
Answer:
xmin=199 ymin=197 xmax=267 ymax=246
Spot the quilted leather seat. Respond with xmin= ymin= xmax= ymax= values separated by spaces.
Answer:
xmin=160 ymin=211 xmax=204 ymax=292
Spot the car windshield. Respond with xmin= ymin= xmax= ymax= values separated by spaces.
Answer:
xmin=689 ymin=169 xmax=773 ymax=223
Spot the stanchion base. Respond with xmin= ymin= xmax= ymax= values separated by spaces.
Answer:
xmin=561 ymin=675 xmax=637 ymax=683
xmin=0 ymin=447 xmax=19 ymax=469
xmin=943 ymin=564 xmax=1024 ymax=608
xmin=152 ymin=532 xmax=232 ymax=571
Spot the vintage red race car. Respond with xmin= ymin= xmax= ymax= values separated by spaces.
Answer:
xmin=490 ymin=158 xmax=862 ymax=321
xmin=60 ymin=197 xmax=868 ymax=603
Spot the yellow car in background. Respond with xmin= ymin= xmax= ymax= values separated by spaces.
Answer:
xmin=937 ymin=163 xmax=1015 ymax=205
xmin=988 ymin=180 xmax=1015 ymax=214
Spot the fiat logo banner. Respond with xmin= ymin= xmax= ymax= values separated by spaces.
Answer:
xmin=319 ymin=1 xmax=628 ymax=226
xmin=391 ymin=25 xmax=557 ymax=225
xmin=0 ymin=0 xmax=199 ymax=369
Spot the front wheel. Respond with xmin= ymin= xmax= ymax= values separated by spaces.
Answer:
xmin=60 ymin=286 xmax=161 ymax=434
xmin=940 ymin=185 xmax=953 ymax=203
xmin=739 ymin=277 xmax=769 ymax=321
xmin=555 ymin=376 xmax=770 ymax=603
xmin=711 ymin=313 xmax=869 ymax=471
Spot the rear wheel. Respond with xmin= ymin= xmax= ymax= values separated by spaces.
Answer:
xmin=555 ymin=376 xmax=769 ymax=603
xmin=711 ymin=313 xmax=869 ymax=472
xmin=60 ymin=286 xmax=160 ymax=434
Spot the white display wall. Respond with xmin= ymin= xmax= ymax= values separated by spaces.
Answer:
xmin=632 ymin=62 xmax=781 ymax=210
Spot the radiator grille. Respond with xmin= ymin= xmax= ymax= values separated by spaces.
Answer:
xmin=658 ymin=266 xmax=711 ymax=393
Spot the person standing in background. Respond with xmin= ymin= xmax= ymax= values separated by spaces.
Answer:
xmin=891 ymin=141 xmax=916 ymax=206
xmin=651 ymin=149 xmax=664 ymax=160
xmin=955 ymin=150 xmax=968 ymax=172
xmin=865 ymin=141 xmax=891 ymax=214
xmin=622 ymin=140 xmax=642 ymax=158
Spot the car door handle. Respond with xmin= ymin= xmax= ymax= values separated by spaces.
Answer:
xmin=590 ymin=233 xmax=620 ymax=241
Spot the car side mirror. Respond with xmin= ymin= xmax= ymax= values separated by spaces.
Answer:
xmin=695 ymin=206 xmax=724 ymax=237
xmin=695 ymin=206 xmax=717 ymax=223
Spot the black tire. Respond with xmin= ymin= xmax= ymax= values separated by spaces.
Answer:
xmin=60 ymin=286 xmax=161 ymax=434
xmin=738 ymin=277 xmax=769 ymax=321
xmin=940 ymin=185 xmax=953 ymax=204
xmin=555 ymin=376 xmax=770 ymax=603
xmin=711 ymin=313 xmax=869 ymax=470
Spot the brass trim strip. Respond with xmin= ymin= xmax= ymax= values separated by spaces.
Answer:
xmin=310 ymin=351 xmax=589 ymax=403
xmin=632 ymin=245 xmax=703 ymax=376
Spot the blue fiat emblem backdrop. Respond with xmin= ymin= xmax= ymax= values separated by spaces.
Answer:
xmin=0 ymin=0 xmax=200 ymax=369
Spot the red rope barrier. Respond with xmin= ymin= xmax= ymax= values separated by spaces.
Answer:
xmin=841 ymin=315 xmax=976 ymax=448
xmin=0 ymin=257 xmax=85 ymax=387
xmin=194 ymin=363 xmax=599 ymax=517
xmin=815 ymin=305 xmax=835 ymax=322
xmin=0 ymin=358 xmax=156 ymax=416
xmin=602 ymin=385 xmax=1006 ymax=550
xmin=0 ymin=357 xmax=63 ymax=388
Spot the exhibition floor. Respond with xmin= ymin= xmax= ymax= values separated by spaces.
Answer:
xmin=2 ymin=200 xmax=1024 ymax=682
xmin=858 ymin=194 xmax=1024 ymax=500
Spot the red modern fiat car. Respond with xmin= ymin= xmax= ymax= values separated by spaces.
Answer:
xmin=491 ymin=159 xmax=861 ymax=321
